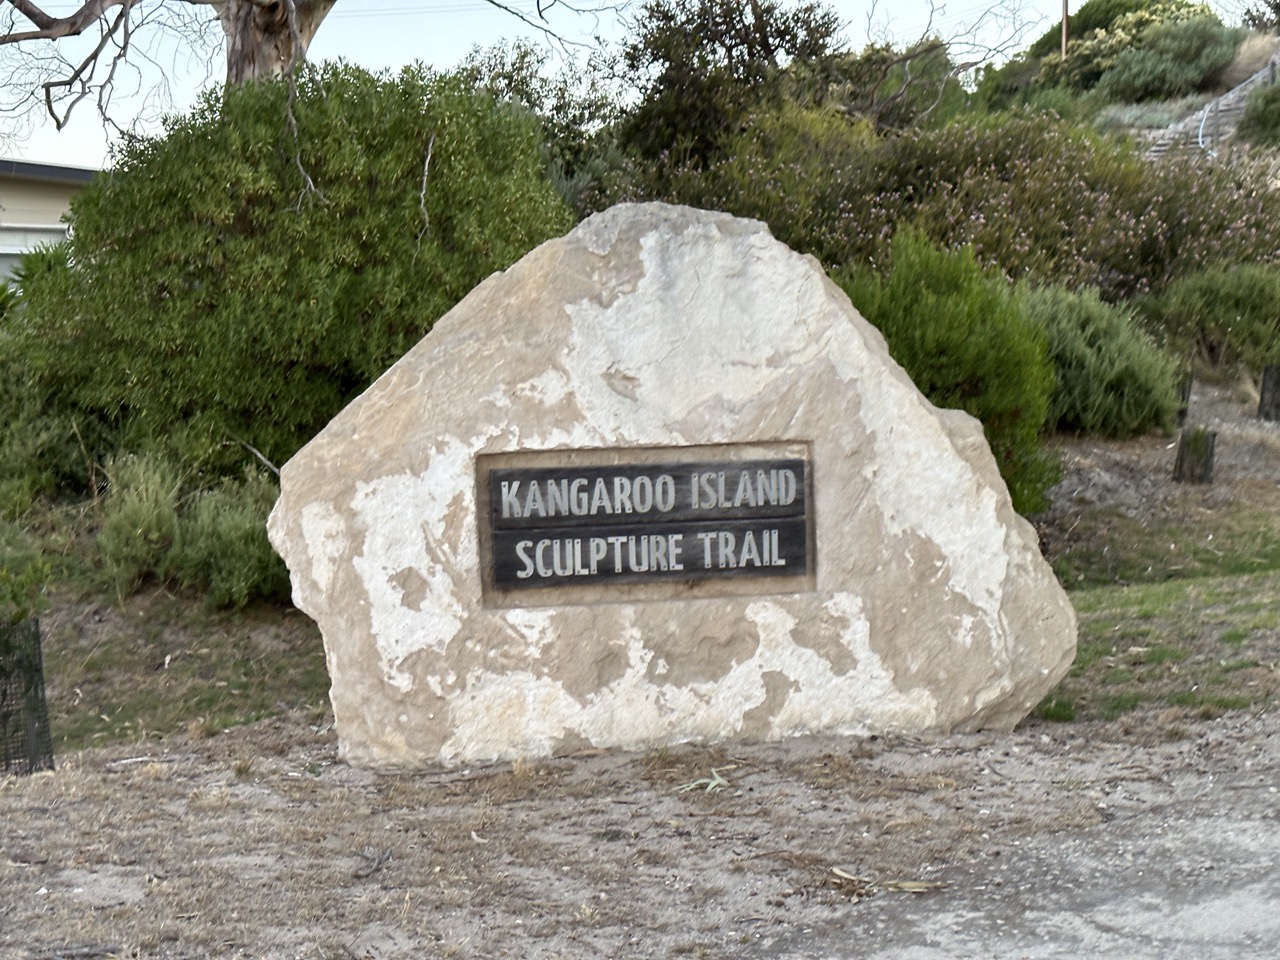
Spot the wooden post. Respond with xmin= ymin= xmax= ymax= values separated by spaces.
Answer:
xmin=1176 ymin=372 xmax=1193 ymax=427
xmin=1173 ymin=426 xmax=1216 ymax=484
xmin=1258 ymin=366 xmax=1280 ymax=421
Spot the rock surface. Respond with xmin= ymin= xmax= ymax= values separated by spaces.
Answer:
xmin=267 ymin=202 xmax=1076 ymax=769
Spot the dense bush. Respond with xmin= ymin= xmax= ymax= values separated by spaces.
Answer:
xmin=0 ymin=254 xmax=97 ymax=516
xmin=833 ymin=231 xmax=1058 ymax=514
xmin=854 ymin=114 xmax=1280 ymax=300
xmin=0 ymin=329 xmax=79 ymax=517
xmin=1137 ymin=263 xmax=1280 ymax=371
xmin=1095 ymin=17 xmax=1242 ymax=102
xmin=11 ymin=63 xmax=572 ymax=475
xmin=641 ymin=111 xmax=1280 ymax=302
xmin=97 ymin=453 xmax=183 ymax=599
xmin=658 ymin=105 xmax=879 ymax=254
xmin=97 ymin=454 xmax=288 ymax=609
xmin=0 ymin=557 xmax=49 ymax=626
xmin=1237 ymin=80 xmax=1280 ymax=146
xmin=1022 ymin=285 xmax=1178 ymax=436
xmin=166 ymin=471 xmax=290 ymax=609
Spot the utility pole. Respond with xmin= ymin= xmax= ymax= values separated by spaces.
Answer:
xmin=1061 ymin=0 xmax=1069 ymax=58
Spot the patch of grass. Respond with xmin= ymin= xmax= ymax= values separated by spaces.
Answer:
xmin=1219 ymin=627 xmax=1249 ymax=646
xmin=1100 ymin=692 xmax=1146 ymax=719
xmin=1034 ymin=695 xmax=1076 ymax=722
xmin=1039 ymin=570 xmax=1280 ymax=723
xmin=1134 ymin=645 xmax=1187 ymax=665
xmin=1049 ymin=507 xmax=1280 ymax=589
xmin=1070 ymin=638 xmax=1116 ymax=676
xmin=1203 ymin=695 xmax=1251 ymax=711
xmin=1102 ymin=667 xmax=1135 ymax=685
xmin=41 ymin=592 xmax=330 ymax=751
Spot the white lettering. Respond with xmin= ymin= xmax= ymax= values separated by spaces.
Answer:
xmin=523 ymin=482 xmax=546 ymax=518
xmin=739 ymin=530 xmax=761 ymax=566
xmin=756 ymin=469 xmax=777 ymax=505
xmin=699 ymin=472 xmax=716 ymax=510
xmin=552 ymin=540 xmax=573 ymax=577
xmin=572 ymin=539 xmax=589 ymax=576
xmin=547 ymin=479 xmax=570 ymax=517
xmin=668 ymin=533 xmax=684 ymax=571
xmin=607 ymin=535 xmax=627 ymax=572
xmin=733 ymin=470 xmax=757 ymax=508
xmin=535 ymin=540 xmax=553 ymax=578
xmin=627 ymin=536 xmax=650 ymax=573
xmin=697 ymin=531 xmax=716 ymax=567
xmin=515 ymin=540 xmax=535 ymax=578
xmin=779 ymin=469 xmax=797 ymax=506
xmin=613 ymin=476 xmax=633 ymax=514
xmin=500 ymin=481 xmax=522 ymax=519
xmin=717 ymin=531 xmax=737 ymax=568
xmin=651 ymin=534 xmax=669 ymax=570
xmin=655 ymin=474 xmax=676 ymax=512
xmin=633 ymin=475 xmax=653 ymax=513
xmin=591 ymin=477 xmax=613 ymax=515
xmin=570 ymin=478 xmax=589 ymax=515
xmin=589 ymin=537 xmax=608 ymax=575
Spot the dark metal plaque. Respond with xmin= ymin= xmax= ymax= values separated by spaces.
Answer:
xmin=486 ymin=457 xmax=809 ymax=590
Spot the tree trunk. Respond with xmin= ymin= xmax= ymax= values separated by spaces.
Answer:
xmin=1173 ymin=426 xmax=1216 ymax=484
xmin=1258 ymin=366 xmax=1280 ymax=421
xmin=216 ymin=0 xmax=337 ymax=85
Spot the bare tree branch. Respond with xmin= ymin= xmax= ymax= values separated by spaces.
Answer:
xmin=0 ymin=0 xmax=619 ymax=139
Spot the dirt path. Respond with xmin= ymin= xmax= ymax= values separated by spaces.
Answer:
xmin=3 ymin=705 xmax=1277 ymax=959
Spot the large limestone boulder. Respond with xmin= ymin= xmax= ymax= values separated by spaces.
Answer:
xmin=268 ymin=203 xmax=1076 ymax=769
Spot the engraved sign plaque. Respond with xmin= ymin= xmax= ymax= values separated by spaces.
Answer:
xmin=481 ymin=450 xmax=811 ymax=592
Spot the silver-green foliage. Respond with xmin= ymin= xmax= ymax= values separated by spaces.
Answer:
xmin=13 ymin=62 xmax=573 ymax=472
xmin=1023 ymin=285 xmax=1178 ymax=437
xmin=97 ymin=453 xmax=287 ymax=609
xmin=166 ymin=471 xmax=290 ymax=610
xmin=97 ymin=453 xmax=182 ymax=599
xmin=1094 ymin=17 xmax=1243 ymax=103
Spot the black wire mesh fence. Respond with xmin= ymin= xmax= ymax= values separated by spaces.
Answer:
xmin=1 ymin=617 xmax=55 ymax=775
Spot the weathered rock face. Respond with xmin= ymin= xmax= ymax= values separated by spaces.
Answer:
xmin=267 ymin=203 xmax=1076 ymax=770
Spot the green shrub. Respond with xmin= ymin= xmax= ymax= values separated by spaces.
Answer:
xmin=0 ymin=338 xmax=74 ymax=517
xmin=1022 ymin=285 xmax=1178 ymax=436
xmin=96 ymin=454 xmax=287 ymax=609
xmin=0 ymin=558 xmax=50 ymax=626
xmin=0 ymin=255 xmax=103 ymax=516
xmin=1137 ymin=263 xmax=1280 ymax=371
xmin=166 ymin=471 xmax=289 ymax=610
xmin=97 ymin=453 xmax=183 ymax=598
xmin=1095 ymin=17 xmax=1242 ymax=102
xmin=834 ymin=231 xmax=1058 ymax=514
xmin=644 ymin=110 xmax=1280 ymax=303
xmin=660 ymin=105 xmax=880 ymax=256
xmin=13 ymin=63 xmax=572 ymax=477
xmin=872 ymin=114 xmax=1280 ymax=301
xmin=1238 ymin=81 xmax=1280 ymax=147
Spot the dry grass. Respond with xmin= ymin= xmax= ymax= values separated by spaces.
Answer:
xmin=1220 ymin=32 xmax=1280 ymax=88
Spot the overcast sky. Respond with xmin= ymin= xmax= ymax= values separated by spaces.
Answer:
xmin=0 ymin=0 xmax=1245 ymax=169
